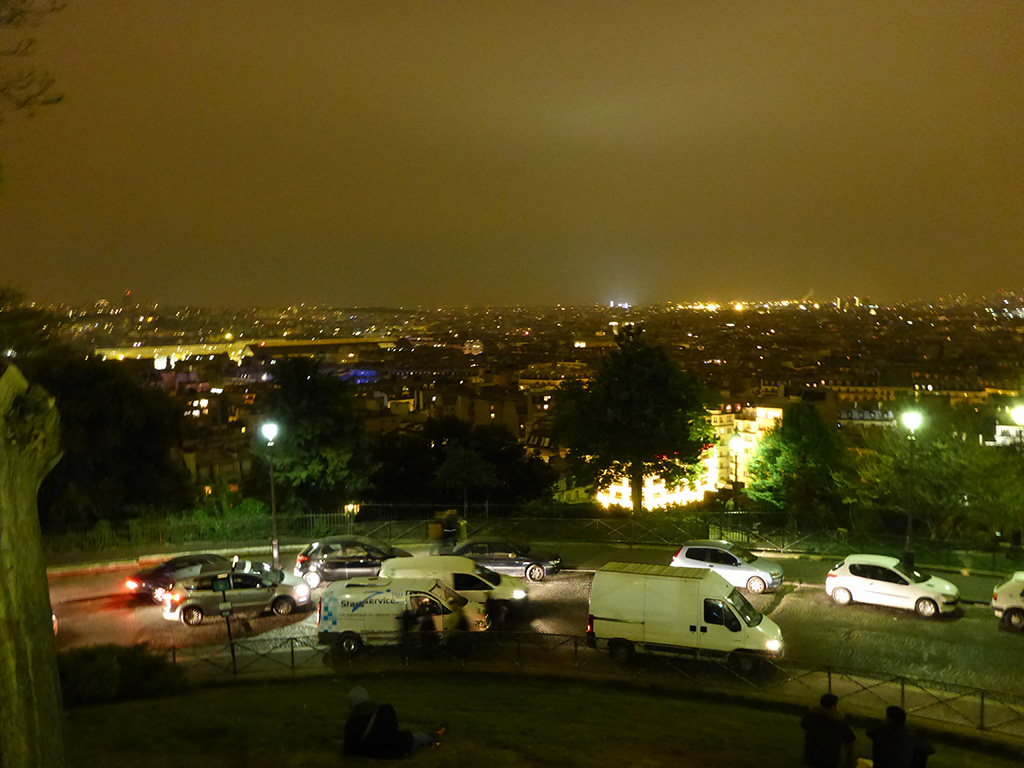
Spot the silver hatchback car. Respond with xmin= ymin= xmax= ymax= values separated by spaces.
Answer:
xmin=163 ymin=563 xmax=311 ymax=626
xmin=670 ymin=539 xmax=784 ymax=594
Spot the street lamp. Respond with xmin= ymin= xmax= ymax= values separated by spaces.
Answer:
xmin=900 ymin=409 xmax=923 ymax=563
xmin=261 ymin=421 xmax=280 ymax=569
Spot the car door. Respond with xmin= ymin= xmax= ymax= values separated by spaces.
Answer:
xmin=706 ymin=549 xmax=744 ymax=588
xmin=849 ymin=564 xmax=897 ymax=607
xmin=872 ymin=566 xmax=912 ymax=609
xmin=321 ymin=545 xmax=355 ymax=582
xmin=346 ymin=545 xmax=380 ymax=579
xmin=229 ymin=572 xmax=271 ymax=614
xmin=485 ymin=543 xmax=518 ymax=576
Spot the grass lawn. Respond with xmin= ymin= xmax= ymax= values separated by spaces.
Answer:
xmin=64 ymin=672 xmax=1021 ymax=767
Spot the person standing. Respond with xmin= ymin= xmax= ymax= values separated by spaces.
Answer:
xmin=801 ymin=693 xmax=856 ymax=768
xmin=867 ymin=706 xmax=934 ymax=768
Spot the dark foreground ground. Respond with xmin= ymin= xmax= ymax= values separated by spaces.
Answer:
xmin=63 ymin=672 xmax=1022 ymax=767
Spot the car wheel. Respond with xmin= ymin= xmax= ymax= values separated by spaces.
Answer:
xmin=609 ymin=639 xmax=634 ymax=663
xmin=1004 ymin=608 xmax=1024 ymax=631
xmin=303 ymin=571 xmax=322 ymax=589
xmin=526 ymin=564 xmax=546 ymax=582
xmin=181 ymin=606 xmax=204 ymax=626
xmin=746 ymin=576 xmax=767 ymax=594
xmin=831 ymin=587 xmax=852 ymax=606
xmin=915 ymin=598 xmax=938 ymax=618
xmin=272 ymin=597 xmax=294 ymax=616
xmin=338 ymin=632 xmax=362 ymax=655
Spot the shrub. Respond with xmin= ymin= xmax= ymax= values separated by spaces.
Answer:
xmin=58 ymin=643 xmax=184 ymax=707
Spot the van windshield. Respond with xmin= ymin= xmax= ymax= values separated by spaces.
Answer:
xmin=727 ymin=589 xmax=762 ymax=627
xmin=475 ymin=566 xmax=501 ymax=587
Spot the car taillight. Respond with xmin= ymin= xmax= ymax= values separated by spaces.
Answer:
xmin=296 ymin=554 xmax=308 ymax=564
xmin=825 ymin=573 xmax=836 ymax=580
xmin=317 ymin=598 xmax=322 ymax=625
xmin=125 ymin=580 xmax=139 ymax=591
xmin=993 ymin=592 xmax=999 ymax=603
xmin=586 ymin=614 xmax=594 ymax=634
xmin=171 ymin=591 xmax=183 ymax=603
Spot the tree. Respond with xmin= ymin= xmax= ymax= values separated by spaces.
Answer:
xmin=0 ymin=362 xmax=64 ymax=768
xmin=744 ymin=401 xmax=847 ymax=527
xmin=0 ymin=1 xmax=62 ymax=122
xmin=367 ymin=417 xmax=557 ymax=507
xmin=0 ymin=286 xmax=61 ymax=356
xmin=18 ymin=354 xmax=194 ymax=531
xmin=250 ymin=357 xmax=368 ymax=513
xmin=553 ymin=327 xmax=712 ymax=514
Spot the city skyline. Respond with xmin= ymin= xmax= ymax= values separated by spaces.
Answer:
xmin=2 ymin=2 xmax=1022 ymax=309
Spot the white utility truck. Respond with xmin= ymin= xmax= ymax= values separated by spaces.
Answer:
xmin=587 ymin=562 xmax=783 ymax=663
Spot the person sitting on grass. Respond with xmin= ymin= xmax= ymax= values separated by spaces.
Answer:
xmin=343 ymin=686 xmax=447 ymax=759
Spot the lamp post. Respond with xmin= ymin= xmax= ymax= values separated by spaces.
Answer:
xmin=261 ymin=421 xmax=280 ymax=569
xmin=729 ymin=433 xmax=743 ymax=508
xmin=901 ymin=409 xmax=923 ymax=563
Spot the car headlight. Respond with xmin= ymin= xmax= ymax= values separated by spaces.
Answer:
xmin=765 ymin=639 xmax=782 ymax=653
xmin=296 ymin=584 xmax=310 ymax=598
xmin=512 ymin=589 xmax=527 ymax=600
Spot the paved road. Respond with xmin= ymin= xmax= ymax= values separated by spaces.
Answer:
xmin=48 ymin=542 xmax=1022 ymax=694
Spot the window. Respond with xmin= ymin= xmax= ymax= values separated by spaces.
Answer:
xmin=877 ymin=568 xmax=908 ymax=586
xmin=708 ymin=549 xmax=737 ymax=566
xmin=686 ymin=548 xmax=709 ymax=562
xmin=704 ymin=599 xmax=725 ymax=625
xmin=453 ymin=574 xmax=491 ymax=592
xmin=849 ymin=563 xmax=872 ymax=579
xmin=231 ymin=573 xmax=262 ymax=589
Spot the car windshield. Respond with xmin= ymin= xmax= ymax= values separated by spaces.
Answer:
xmin=261 ymin=568 xmax=284 ymax=585
xmin=730 ymin=546 xmax=757 ymax=564
xmin=475 ymin=566 xmax=501 ymax=587
xmin=892 ymin=564 xmax=930 ymax=584
xmin=727 ymin=588 xmax=762 ymax=627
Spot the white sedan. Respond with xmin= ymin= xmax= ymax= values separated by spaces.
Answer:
xmin=825 ymin=554 xmax=959 ymax=618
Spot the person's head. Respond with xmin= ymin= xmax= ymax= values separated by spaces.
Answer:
xmin=886 ymin=706 xmax=907 ymax=726
xmin=348 ymin=686 xmax=370 ymax=709
xmin=820 ymin=694 xmax=839 ymax=710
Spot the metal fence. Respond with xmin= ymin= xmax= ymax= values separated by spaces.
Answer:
xmin=164 ymin=630 xmax=1024 ymax=742
xmin=43 ymin=510 xmax=1024 ymax=574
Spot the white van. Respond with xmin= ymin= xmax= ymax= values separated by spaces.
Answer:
xmin=379 ymin=555 xmax=528 ymax=607
xmin=317 ymin=576 xmax=487 ymax=654
xmin=587 ymin=562 xmax=783 ymax=662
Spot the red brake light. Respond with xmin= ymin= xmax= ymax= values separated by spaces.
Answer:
xmin=317 ymin=598 xmax=322 ymax=625
xmin=586 ymin=614 xmax=594 ymax=634
xmin=296 ymin=554 xmax=308 ymax=564
xmin=171 ymin=591 xmax=183 ymax=603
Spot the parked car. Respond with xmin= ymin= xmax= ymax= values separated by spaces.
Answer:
xmin=293 ymin=535 xmax=412 ymax=588
xmin=379 ymin=554 xmax=528 ymax=606
xmin=163 ymin=563 xmax=310 ymax=626
xmin=825 ymin=554 xmax=960 ymax=618
xmin=125 ymin=553 xmax=231 ymax=602
xmin=451 ymin=538 xmax=561 ymax=582
xmin=992 ymin=571 xmax=1024 ymax=630
xmin=669 ymin=540 xmax=783 ymax=594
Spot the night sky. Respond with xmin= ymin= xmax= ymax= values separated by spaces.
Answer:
xmin=2 ymin=2 xmax=1021 ymax=308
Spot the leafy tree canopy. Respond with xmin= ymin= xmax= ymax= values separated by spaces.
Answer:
xmin=552 ymin=327 xmax=712 ymax=513
xmin=18 ymin=353 xmax=194 ymax=532
xmin=744 ymin=401 xmax=847 ymax=527
xmin=250 ymin=357 xmax=368 ymax=512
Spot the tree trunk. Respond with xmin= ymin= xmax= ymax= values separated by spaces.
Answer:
xmin=630 ymin=460 xmax=645 ymax=516
xmin=0 ymin=363 xmax=64 ymax=768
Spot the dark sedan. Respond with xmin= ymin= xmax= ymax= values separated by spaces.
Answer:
xmin=293 ymin=535 xmax=412 ymax=588
xmin=125 ymin=553 xmax=231 ymax=601
xmin=451 ymin=538 xmax=560 ymax=582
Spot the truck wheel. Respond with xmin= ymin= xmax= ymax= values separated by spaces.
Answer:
xmin=181 ymin=606 xmax=204 ymax=626
xmin=526 ymin=564 xmax=547 ymax=582
xmin=337 ymin=632 xmax=362 ymax=655
xmin=915 ymin=598 xmax=938 ymax=618
xmin=746 ymin=576 xmax=767 ymax=594
xmin=272 ymin=596 xmax=294 ymax=616
xmin=1004 ymin=608 xmax=1024 ymax=631
xmin=609 ymin=639 xmax=634 ymax=663
xmin=831 ymin=588 xmax=852 ymax=606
